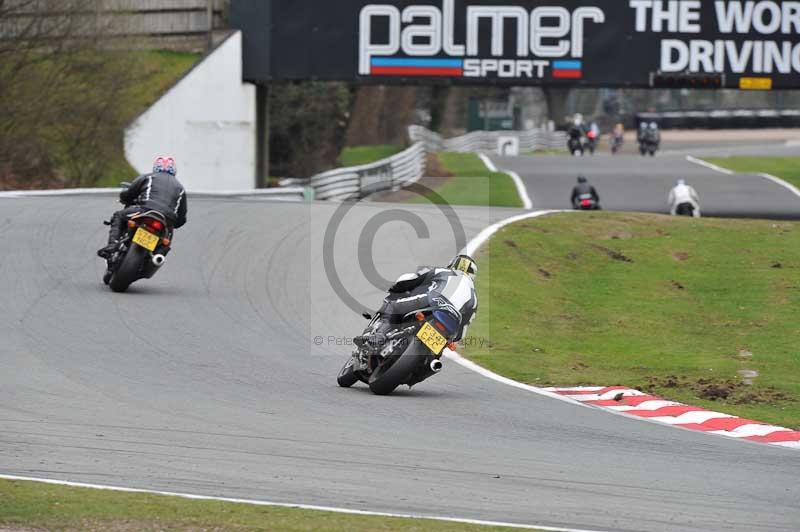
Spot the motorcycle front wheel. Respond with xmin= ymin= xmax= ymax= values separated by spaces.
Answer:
xmin=337 ymin=357 xmax=359 ymax=388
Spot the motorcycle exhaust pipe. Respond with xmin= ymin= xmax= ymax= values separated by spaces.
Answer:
xmin=152 ymin=254 xmax=166 ymax=267
xmin=430 ymin=359 xmax=443 ymax=373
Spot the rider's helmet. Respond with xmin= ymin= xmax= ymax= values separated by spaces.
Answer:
xmin=153 ymin=156 xmax=177 ymax=176
xmin=448 ymin=254 xmax=478 ymax=279
xmin=676 ymin=179 xmax=686 ymax=186
xmin=577 ymin=175 xmax=588 ymax=184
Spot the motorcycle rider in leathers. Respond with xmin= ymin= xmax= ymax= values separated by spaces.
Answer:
xmin=353 ymin=254 xmax=479 ymax=371
xmin=97 ymin=156 xmax=188 ymax=272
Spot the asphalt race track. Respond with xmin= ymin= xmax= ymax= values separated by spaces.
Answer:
xmin=492 ymin=151 xmax=800 ymax=220
xmin=1 ymin=150 xmax=799 ymax=532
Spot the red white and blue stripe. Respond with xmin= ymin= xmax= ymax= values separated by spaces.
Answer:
xmin=370 ymin=57 xmax=463 ymax=77
xmin=552 ymin=60 xmax=583 ymax=79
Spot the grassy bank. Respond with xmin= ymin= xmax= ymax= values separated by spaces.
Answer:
xmin=93 ymin=50 xmax=201 ymax=187
xmin=0 ymin=479 xmax=529 ymax=532
xmin=465 ymin=212 xmax=799 ymax=429
xmin=704 ymin=156 xmax=800 ymax=189
xmin=338 ymin=145 xmax=404 ymax=167
xmin=412 ymin=152 xmax=523 ymax=208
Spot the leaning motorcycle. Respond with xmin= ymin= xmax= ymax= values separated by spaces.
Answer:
xmin=337 ymin=291 xmax=465 ymax=395
xmin=104 ymin=188 xmax=172 ymax=292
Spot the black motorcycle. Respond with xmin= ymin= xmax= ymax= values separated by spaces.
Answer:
xmin=337 ymin=293 xmax=464 ymax=395
xmin=639 ymin=131 xmax=660 ymax=156
xmin=610 ymin=134 xmax=624 ymax=154
xmin=103 ymin=189 xmax=173 ymax=292
xmin=675 ymin=202 xmax=697 ymax=217
xmin=574 ymin=193 xmax=601 ymax=211
xmin=568 ymin=136 xmax=584 ymax=156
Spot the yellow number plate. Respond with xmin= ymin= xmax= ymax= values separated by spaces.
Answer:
xmin=416 ymin=322 xmax=447 ymax=354
xmin=132 ymin=227 xmax=159 ymax=252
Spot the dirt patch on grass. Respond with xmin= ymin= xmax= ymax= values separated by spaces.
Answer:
xmin=670 ymin=280 xmax=685 ymax=290
xmin=672 ymin=251 xmax=690 ymax=261
xmin=591 ymin=244 xmax=633 ymax=263
xmin=641 ymin=375 xmax=792 ymax=405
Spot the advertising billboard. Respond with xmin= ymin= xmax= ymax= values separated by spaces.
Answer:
xmin=231 ymin=0 xmax=800 ymax=89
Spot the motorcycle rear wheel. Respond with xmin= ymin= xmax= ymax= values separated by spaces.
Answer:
xmin=109 ymin=245 xmax=145 ymax=293
xmin=368 ymin=341 xmax=429 ymax=395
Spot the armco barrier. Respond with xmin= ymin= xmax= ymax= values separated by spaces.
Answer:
xmin=637 ymin=110 xmax=800 ymax=130
xmin=309 ymin=143 xmax=426 ymax=201
xmin=409 ymin=125 xmax=566 ymax=153
xmin=308 ymin=126 xmax=565 ymax=202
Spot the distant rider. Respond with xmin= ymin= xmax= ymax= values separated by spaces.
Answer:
xmin=354 ymin=254 xmax=479 ymax=370
xmin=567 ymin=114 xmax=587 ymax=153
xmin=571 ymin=175 xmax=600 ymax=209
xmin=611 ymin=123 xmax=625 ymax=153
xmin=668 ymin=179 xmax=701 ymax=217
xmin=97 ymin=156 xmax=188 ymax=260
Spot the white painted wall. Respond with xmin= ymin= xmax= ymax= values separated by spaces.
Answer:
xmin=125 ymin=31 xmax=255 ymax=191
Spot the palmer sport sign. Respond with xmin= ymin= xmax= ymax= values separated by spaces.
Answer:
xmin=231 ymin=0 xmax=800 ymax=89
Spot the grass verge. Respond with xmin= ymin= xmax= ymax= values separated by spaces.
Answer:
xmin=338 ymin=145 xmax=404 ymax=167
xmin=92 ymin=50 xmax=201 ymax=187
xmin=411 ymin=152 xmax=523 ymax=208
xmin=465 ymin=212 xmax=800 ymax=429
xmin=703 ymin=156 xmax=800 ymax=190
xmin=0 ymin=478 xmax=531 ymax=532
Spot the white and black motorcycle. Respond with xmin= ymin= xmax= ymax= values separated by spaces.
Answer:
xmin=337 ymin=272 xmax=476 ymax=395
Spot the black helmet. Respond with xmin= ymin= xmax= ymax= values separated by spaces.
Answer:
xmin=448 ymin=254 xmax=478 ymax=278
xmin=577 ymin=175 xmax=587 ymax=183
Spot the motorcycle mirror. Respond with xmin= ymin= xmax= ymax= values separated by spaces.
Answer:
xmin=361 ymin=312 xmax=372 ymax=320
xmin=120 ymin=181 xmax=131 ymax=188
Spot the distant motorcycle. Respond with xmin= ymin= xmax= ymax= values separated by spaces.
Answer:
xmin=568 ymin=136 xmax=584 ymax=156
xmin=103 ymin=184 xmax=173 ymax=292
xmin=639 ymin=138 xmax=658 ymax=156
xmin=639 ymin=124 xmax=660 ymax=156
xmin=573 ymin=193 xmax=601 ymax=211
xmin=610 ymin=134 xmax=624 ymax=154
xmin=584 ymin=129 xmax=598 ymax=155
xmin=337 ymin=280 xmax=471 ymax=395
xmin=674 ymin=202 xmax=698 ymax=217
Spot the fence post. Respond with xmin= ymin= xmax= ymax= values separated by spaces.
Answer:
xmin=255 ymin=84 xmax=271 ymax=188
xmin=206 ymin=0 xmax=214 ymax=51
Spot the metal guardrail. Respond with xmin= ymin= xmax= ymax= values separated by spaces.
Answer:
xmin=409 ymin=125 xmax=566 ymax=153
xmin=307 ymin=125 xmax=565 ymax=202
xmin=309 ymin=143 xmax=425 ymax=201
xmin=636 ymin=109 xmax=800 ymax=130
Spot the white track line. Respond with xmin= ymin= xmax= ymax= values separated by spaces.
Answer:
xmin=685 ymin=155 xmax=734 ymax=175
xmin=757 ymin=172 xmax=800 ymax=199
xmin=462 ymin=210 xmax=563 ymax=257
xmin=685 ymin=156 xmax=800 ymax=200
xmin=478 ymin=153 xmax=533 ymax=210
xmin=0 ymin=474 xmax=605 ymax=532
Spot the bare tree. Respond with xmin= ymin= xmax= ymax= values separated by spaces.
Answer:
xmin=0 ymin=0 xmax=143 ymax=188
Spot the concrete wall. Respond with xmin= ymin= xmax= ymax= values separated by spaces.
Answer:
xmin=124 ymin=31 xmax=256 ymax=191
